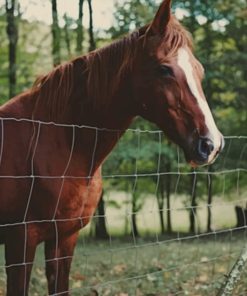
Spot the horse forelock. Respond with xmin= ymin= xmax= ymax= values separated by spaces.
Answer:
xmin=165 ymin=17 xmax=193 ymax=56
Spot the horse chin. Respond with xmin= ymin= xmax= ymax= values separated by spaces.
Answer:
xmin=184 ymin=151 xmax=210 ymax=168
xmin=189 ymin=160 xmax=200 ymax=168
xmin=188 ymin=160 xmax=209 ymax=168
xmin=188 ymin=153 xmax=219 ymax=168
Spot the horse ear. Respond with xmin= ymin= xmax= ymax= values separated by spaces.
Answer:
xmin=146 ymin=0 xmax=172 ymax=37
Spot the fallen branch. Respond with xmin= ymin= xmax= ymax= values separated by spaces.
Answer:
xmin=217 ymin=244 xmax=247 ymax=296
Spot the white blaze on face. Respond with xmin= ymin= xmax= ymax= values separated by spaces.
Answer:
xmin=177 ymin=47 xmax=222 ymax=162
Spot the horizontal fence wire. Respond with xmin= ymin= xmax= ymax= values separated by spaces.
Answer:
xmin=0 ymin=117 xmax=246 ymax=295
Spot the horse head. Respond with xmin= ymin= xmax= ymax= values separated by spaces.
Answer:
xmin=133 ymin=0 xmax=224 ymax=166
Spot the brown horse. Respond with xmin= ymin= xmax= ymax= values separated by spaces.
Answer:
xmin=0 ymin=0 xmax=224 ymax=295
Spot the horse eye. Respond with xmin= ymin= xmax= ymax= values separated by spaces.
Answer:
xmin=159 ymin=65 xmax=173 ymax=77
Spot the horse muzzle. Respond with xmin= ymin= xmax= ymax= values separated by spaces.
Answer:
xmin=188 ymin=133 xmax=225 ymax=167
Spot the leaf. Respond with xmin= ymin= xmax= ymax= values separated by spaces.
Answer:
xmin=71 ymin=272 xmax=86 ymax=281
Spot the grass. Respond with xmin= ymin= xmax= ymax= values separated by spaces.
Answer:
xmin=69 ymin=231 xmax=247 ymax=296
xmin=0 ymin=231 xmax=247 ymax=295
xmin=0 ymin=192 xmax=246 ymax=295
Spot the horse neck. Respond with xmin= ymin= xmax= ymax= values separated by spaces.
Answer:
xmin=31 ymin=41 xmax=138 ymax=176
xmin=77 ymin=76 xmax=136 ymax=174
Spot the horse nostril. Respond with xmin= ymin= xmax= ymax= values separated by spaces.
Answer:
xmin=198 ymin=138 xmax=214 ymax=159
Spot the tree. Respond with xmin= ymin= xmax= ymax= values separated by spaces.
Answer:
xmin=165 ymin=162 xmax=172 ymax=233
xmin=63 ymin=14 xmax=72 ymax=58
xmin=155 ymin=142 xmax=175 ymax=234
xmin=87 ymin=0 xmax=95 ymax=51
xmin=156 ymin=175 xmax=166 ymax=234
xmin=5 ymin=0 xmax=19 ymax=98
xmin=76 ymin=0 xmax=85 ymax=54
xmin=51 ymin=0 xmax=61 ymax=66
xmin=108 ymin=0 xmax=158 ymax=39
xmin=207 ymin=167 xmax=213 ymax=232
xmin=94 ymin=190 xmax=109 ymax=239
xmin=189 ymin=171 xmax=198 ymax=233
xmin=131 ymin=190 xmax=140 ymax=238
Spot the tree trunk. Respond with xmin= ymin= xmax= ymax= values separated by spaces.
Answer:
xmin=188 ymin=0 xmax=196 ymax=35
xmin=87 ymin=0 xmax=96 ymax=52
xmin=235 ymin=206 xmax=247 ymax=228
xmin=131 ymin=213 xmax=139 ymax=238
xmin=63 ymin=14 xmax=71 ymax=58
xmin=189 ymin=171 xmax=197 ymax=233
xmin=131 ymin=194 xmax=139 ymax=238
xmin=123 ymin=184 xmax=129 ymax=235
xmin=124 ymin=205 xmax=129 ymax=236
xmin=207 ymin=167 xmax=213 ymax=232
xmin=158 ymin=192 xmax=165 ymax=234
xmin=166 ymin=162 xmax=172 ymax=233
xmin=76 ymin=0 xmax=84 ymax=54
xmin=159 ymin=203 xmax=165 ymax=234
xmin=157 ymin=176 xmax=165 ymax=234
xmin=203 ymin=19 xmax=214 ymax=103
xmin=51 ymin=0 xmax=61 ymax=66
xmin=156 ymin=159 xmax=172 ymax=235
xmin=5 ymin=0 xmax=18 ymax=99
xmin=95 ymin=190 xmax=109 ymax=240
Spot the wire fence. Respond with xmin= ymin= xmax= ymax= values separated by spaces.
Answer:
xmin=0 ymin=118 xmax=246 ymax=295
xmin=0 ymin=0 xmax=246 ymax=294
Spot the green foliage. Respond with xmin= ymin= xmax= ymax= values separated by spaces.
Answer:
xmin=108 ymin=0 xmax=159 ymax=38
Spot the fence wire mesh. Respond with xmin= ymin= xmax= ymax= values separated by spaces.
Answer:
xmin=0 ymin=118 xmax=246 ymax=295
xmin=0 ymin=0 xmax=246 ymax=295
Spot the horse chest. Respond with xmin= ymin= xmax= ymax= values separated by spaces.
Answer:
xmin=38 ymin=175 xmax=102 ymax=224
xmin=60 ymin=181 xmax=87 ymax=216
xmin=61 ymin=180 xmax=101 ymax=218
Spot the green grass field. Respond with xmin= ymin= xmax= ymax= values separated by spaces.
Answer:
xmin=0 ymin=192 xmax=246 ymax=295
xmin=0 ymin=231 xmax=246 ymax=295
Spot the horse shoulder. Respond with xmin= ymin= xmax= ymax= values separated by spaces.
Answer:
xmin=31 ymin=167 xmax=102 ymax=227
xmin=76 ymin=167 xmax=103 ymax=227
